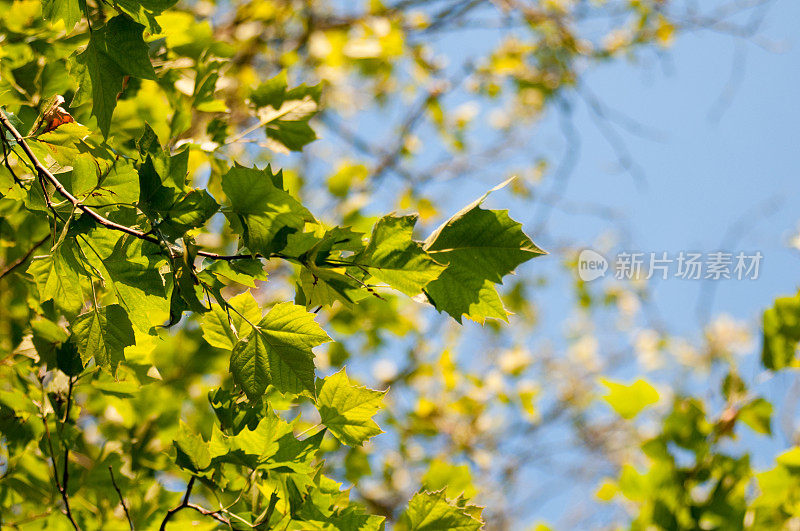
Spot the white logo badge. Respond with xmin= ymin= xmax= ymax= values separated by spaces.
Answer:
xmin=578 ymin=249 xmax=607 ymax=282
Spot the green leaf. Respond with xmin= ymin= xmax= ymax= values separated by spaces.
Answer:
xmin=776 ymin=447 xmax=800 ymax=470
xmin=69 ymin=42 xmax=123 ymax=138
xmin=251 ymin=71 xmax=292 ymax=108
xmin=422 ymin=180 xmax=545 ymax=323
xmin=205 ymin=259 xmax=267 ymax=288
xmin=174 ymin=421 xmax=211 ymax=472
xmin=295 ymin=267 xmax=366 ymax=309
xmin=267 ymin=428 xmax=326 ymax=474
xmin=316 ymin=369 xmax=386 ymax=446
xmin=69 ymin=16 xmax=155 ymax=137
xmin=422 ymin=459 xmax=477 ymax=500
xmin=57 ymin=342 xmax=84 ymax=377
xmin=138 ymin=136 xmax=191 ymax=217
xmin=65 ymin=154 xmax=100 ymax=197
xmin=222 ymin=164 xmax=314 ymax=255
xmin=42 ymin=0 xmax=82 ymax=33
xmin=27 ymin=243 xmax=84 ymax=314
xmin=327 ymin=507 xmax=385 ymax=531
xmin=283 ymin=227 xmax=363 ymax=265
xmin=112 ymin=0 xmax=178 ymax=33
xmin=169 ymin=249 xmax=209 ymax=323
xmin=266 ymin=120 xmax=316 ymax=153
xmin=28 ymin=123 xmax=92 ymax=168
xmin=359 ymin=215 xmax=444 ymax=297
xmin=426 ymin=270 xmax=508 ymax=323
xmin=70 ymin=305 xmax=135 ymax=374
xmin=192 ymin=62 xmax=228 ymax=112
xmin=103 ymin=16 xmax=156 ymax=81
xmin=32 ymin=317 xmax=69 ymax=367
xmin=739 ymin=398 xmax=773 ymax=435
xmin=397 ymin=490 xmax=483 ymax=531
xmin=201 ymin=291 xmax=261 ymax=350
xmin=85 ymin=158 xmax=141 ymax=207
xmin=251 ymin=72 xmax=321 ymax=153
xmin=230 ymin=302 xmax=331 ymax=399
xmin=162 ymin=189 xmax=219 ymax=234
xmin=206 ymin=415 xmax=299 ymax=470
xmin=78 ymin=229 xmax=169 ymax=333
xmin=229 ymin=413 xmax=294 ymax=465
xmin=600 ymin=378 xmax=660 ymax=420
xmin=762 ymin=292 xmax=800 ymax=370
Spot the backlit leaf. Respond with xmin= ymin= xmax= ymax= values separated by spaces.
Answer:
xmin=359 ymin=215 xmax=444 ymax=297
xmin=762 ymin=292 xmax=800 ymax=370
xmin=70 ymin=305 xmax=135 ymax=374
xmin=230 ymin=302 xmax=331 ymax=398
xmin=28 ymin=243 xmax=84 ymax=314
xmin=69 ymin=16 xmax=155 ymax=137
xmin=202 ymin=291 xmax=261 ymax=351
xmin=422 ymin=180 xmax=545 ymax=323
xmin=222 ymin=164 xmax=314 ymax=255
xmin=316 ymin=369 xmax=386 ymax=446
xmin=600 ymin=378 xmax=660 ymax=420
xmin=397 ymin=490 xmax=483 ymax=531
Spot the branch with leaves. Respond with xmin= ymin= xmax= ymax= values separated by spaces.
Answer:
xmin=0 ymin=0 xmax=550 ymax=528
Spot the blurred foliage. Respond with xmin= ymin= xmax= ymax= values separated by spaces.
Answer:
xmin=0 ymin=0 xmax=793 ymax=530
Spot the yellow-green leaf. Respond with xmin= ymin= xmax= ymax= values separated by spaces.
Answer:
xmin=316 ymin=369 xmax=387 ymax=446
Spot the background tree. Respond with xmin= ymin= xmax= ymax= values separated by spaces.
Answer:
xmin=0 ymin=0 xmax=794 ymax=529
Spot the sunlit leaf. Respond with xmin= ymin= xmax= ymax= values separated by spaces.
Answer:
xmin=423 ymin=180 xmax=545 ymax=323
xmin=70 ymin=305 xmax=135 ymax=374
xmin=316 ymin=369 xmax=386 ymax=446
xmin=230 ymin=302 xmax=331 ymax=398
xmin=359 ymin=215 xmax=444 ymax=297
xmin=397 ymin=490 xmax=483 ymax=531
xmin=600 ymin=378 xmax=659 ymax=420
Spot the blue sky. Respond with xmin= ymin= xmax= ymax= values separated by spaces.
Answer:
xmin=561 ymin=0 xmax=800 ymax=333
xmin=311 ymin=0 xmax=800 ymax=525
xmin=359 ymin=0 xmax=800 ymax=336
xmin=515 ymin=1 xmax=800 ymax=524
xmin=416 ymin=0 xmax=800 ymax=524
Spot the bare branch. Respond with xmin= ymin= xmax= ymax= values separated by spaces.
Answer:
xmin=160 ymin=477 xmax=231 ymax=530
xmin=0 ymin=235 xmax=49 ymax=279
xmin=108 ymin=467 xmax=134 ymax=530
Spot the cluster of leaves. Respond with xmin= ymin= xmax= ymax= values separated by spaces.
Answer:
xmin=597 ymin=369 xmax=777 ymax=529
xmin=3 ymin=0 xmax=784 ymax=528
xmin=593 ymin=293 xmax=800 ymax=529
xmin=0 ymin=0 xmax=549 ymax=528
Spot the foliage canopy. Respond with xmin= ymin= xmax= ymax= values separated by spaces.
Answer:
xmin=0 ymin=0 xmax=795 ymax=529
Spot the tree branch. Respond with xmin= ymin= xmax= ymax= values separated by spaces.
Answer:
xmin=39 ymin=377 xmax=80 ymax=530
xmin=0 ymin=113 xmax=268 ymax=263
xmin=0 ymin=115 xmax=389 ymax=275
xmin=159 ymin=476 xmax=195 ymax=531
xmin=159 ymin=477 xmax=231 ymax=530
xmin=108 ymin=467 xmax=134 ymax=530
xmin=0 ymin=235 xmax=49 ymax=279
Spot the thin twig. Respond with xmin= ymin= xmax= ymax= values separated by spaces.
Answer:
xmin=159 ymin=477 xmax=230 ymax=529
xmin=40 ymin=378 xmax=80 ymax=530
xmin=159 ymin=476 xmax=195 ymax=531
xmin=60 ymin=378 xmax=74 ymax=506
xmin=1 ymin=131 xmax=23 ymax=185
xmin=0 ymin=115 xmax=385 ymax=272
xmin=108 ymin=467 xmax=134 ymax=530
xmin=0 ymin=235 xmax=49 ymax=279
